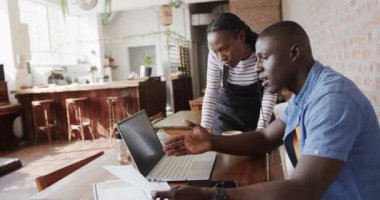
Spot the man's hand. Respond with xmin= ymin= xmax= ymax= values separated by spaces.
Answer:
xmin=163 ymin=120 xmax=212 ymax=156
xmin=152 ymin=186 xmax=213 ymax=200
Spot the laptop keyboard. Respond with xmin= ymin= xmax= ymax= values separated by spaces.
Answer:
xmin=149 ymin=155 xmax=195 ymax=180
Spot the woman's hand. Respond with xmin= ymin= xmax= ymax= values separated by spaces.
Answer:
xmin=163 ymin=120 xmax=213 ymax=156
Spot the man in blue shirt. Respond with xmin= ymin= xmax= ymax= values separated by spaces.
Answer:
xmin=153 ymin=21 xmax=380 ymax=200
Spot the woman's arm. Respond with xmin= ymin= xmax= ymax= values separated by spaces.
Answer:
xmin=201 ymin=52 xmax=222 ymax=130
xmin=257 ymin=86 xmax=277 ymax=129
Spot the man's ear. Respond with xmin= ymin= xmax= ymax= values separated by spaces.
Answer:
xmin=290 ymin=43 xmax=300 ymax=62
xmin=238 ymin=30 xmax=246 ymax=42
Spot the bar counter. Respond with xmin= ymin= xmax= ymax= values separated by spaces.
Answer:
xmin=13 ymin=78 xmax=166 ymax=141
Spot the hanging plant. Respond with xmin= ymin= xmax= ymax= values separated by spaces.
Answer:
xmin=60 ymin=0 xmax=112 ymax=23
xmin=60 ymin=0 xmax=68 ymax=19
xmin=101 ymin=0 xmax=113 ymax=24
xmin=168 ymin=0 xmax=181 ymax=8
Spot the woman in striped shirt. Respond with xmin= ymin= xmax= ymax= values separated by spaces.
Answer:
xmin=201 ymin=13 xmax=277 ymax=134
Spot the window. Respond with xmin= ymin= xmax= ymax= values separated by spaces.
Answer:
xmin=19 ymin=0 xmax=80 ymax=65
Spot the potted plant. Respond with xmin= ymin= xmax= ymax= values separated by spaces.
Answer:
xmin=140 ymin=55 xmax=153 ymax=77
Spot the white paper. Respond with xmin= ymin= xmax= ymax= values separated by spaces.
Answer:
xmin=94 ymin=180 xmax=149 ymax=200
xmin=103 ymin=165 xmax=170 ymax=195
xmin=149 ymin=181 xmax=171 ymax=191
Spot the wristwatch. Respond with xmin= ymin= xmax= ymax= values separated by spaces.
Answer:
xmin=214 ymin=182 xmax=226 ymax=200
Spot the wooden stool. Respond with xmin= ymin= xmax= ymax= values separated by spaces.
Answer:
xmin=31 ymin=99 xmax=56 ymax=144
xmin=189 ymin=96 xmax=203 ymax=111
xmin=149 ymin=112 xmax=165 ymax=124
xmin=106 ymin=95 xmax=130 ymax=138
xmin=65 ymin=97 xmax=95 ymax=142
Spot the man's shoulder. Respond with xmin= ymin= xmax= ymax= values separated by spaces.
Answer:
xmin=309 ymin=66 xmax=363 ymax=103
xmin=305 ymin=65 xmax=375 ymax=122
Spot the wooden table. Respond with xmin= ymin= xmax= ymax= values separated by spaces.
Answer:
xmin=153 ymin=111 xmax=201 ymax=136
xmin=30 ymin=111 xmax=284 ymax=199
xmin=153 ymin=111 xmax=201 ymax=129
xmin=30 ymin=148 xmax=283 ymax=200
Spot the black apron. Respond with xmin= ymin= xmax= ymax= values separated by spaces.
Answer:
xmin=212 ymin=66 xmax=264 ymax=135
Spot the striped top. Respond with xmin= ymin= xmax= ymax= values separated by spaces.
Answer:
xmin=201 ymin=52 xmax=277 ymax=130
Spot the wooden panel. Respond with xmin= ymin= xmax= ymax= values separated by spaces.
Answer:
xmin=0 ymin=81 xmax=22 ymax=149
xmin=138 ymin=77 xmax=166 ymax=117
xmin=0 ymin=105 xmax=22 ymax=149
xmin=172 ymin=76 xmax=193 ymax=112
xmin=0 ymin=81 xmax=9 ymax=102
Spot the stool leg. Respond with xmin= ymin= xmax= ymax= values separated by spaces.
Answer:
xmin=111 ymin=100 xmax=116 ymax=138
xmin=107 ymin=99 xmax=113 ymax=139
xmin=88 ymin=125 xmax=95 ymax=140
xmin=66 ymin=102 xmax=72 ymax=142
xmin=79 ymin=122 xmax=85 ymax=141
xmin=32 ymin=105 xmax=39 ymax=144
xmin=77 ymin=106 xmax=85 ymax=140
xmin=110 ymin=99 xmax=118 ymax=139
xmin=44 ymin=107 xmax=52 ymax=145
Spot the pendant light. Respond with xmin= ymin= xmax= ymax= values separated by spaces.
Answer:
xmin=159 ymin=4 xmax=172 ymax=26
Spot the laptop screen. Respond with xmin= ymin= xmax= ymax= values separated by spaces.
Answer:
xmin=117 ymin=110 xmax=164 ymax=176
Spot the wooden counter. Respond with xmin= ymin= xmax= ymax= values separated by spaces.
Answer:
xmin=14 ymin=78 xmax=166 ymax=141
xmin=13 ymin=79 xmax=146 ymax=94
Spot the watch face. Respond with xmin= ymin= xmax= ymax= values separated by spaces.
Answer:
xmin=76 ymin=0 xmax=98 ymax=10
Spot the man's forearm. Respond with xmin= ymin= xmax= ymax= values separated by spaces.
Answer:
xmin=224 ymin=179 xmax=322 ymax=200
xmin=210 ymin=131 xmax=275 ymax=156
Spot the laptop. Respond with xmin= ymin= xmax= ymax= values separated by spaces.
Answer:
xmin=116 ymin=110 xmax=216 ymax=182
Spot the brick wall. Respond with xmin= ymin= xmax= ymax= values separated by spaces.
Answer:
xmin=229 ymin=0 xmax=282 ymax=33
xmin=282 ymin=0 xmax=380 ymax=120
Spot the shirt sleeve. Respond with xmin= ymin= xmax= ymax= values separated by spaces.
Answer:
xmin=201 ymin=52 xmax=222 ymax=129
xmin=257 ymin=87 xmax=277 ymax=129
xmin=302 ymin=93 xmax=361 ymax=162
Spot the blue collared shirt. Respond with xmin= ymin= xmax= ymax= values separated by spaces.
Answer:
xmin=280 ymin=61 xmax=380 ymax=200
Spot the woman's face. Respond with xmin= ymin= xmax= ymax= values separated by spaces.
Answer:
xmin=207 ymin=30 xmax=246 ymax=68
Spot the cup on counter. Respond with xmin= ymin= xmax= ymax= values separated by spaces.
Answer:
xmin=222 ymin=130 xmax=242 ymax=136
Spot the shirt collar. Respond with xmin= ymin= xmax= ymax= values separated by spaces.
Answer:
xmin=293 ymin=61 xmax=324 ymax=105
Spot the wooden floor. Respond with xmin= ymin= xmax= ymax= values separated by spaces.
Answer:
xmin=0 ymin=138 xmax=114 ymax=200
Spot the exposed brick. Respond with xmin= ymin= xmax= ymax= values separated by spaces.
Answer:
xmin=230 ymin=0 xmax=281 ymax=33
xmin=282 ymin=0 xmax=380 ymax=120
xmin=231 ymin=0 xmax=380 ymax=120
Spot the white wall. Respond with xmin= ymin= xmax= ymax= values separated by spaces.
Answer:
xmin=103 ymin=5 xmax=191 ymax=81
xmin=77 ymin=14 xmax=104 ymax=77
xmin=67 ymin=0 xmax=225 ymax=15
xmin=0 ymin=0 xmax=31 ymax=103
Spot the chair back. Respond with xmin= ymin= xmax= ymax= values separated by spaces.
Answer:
xmin=35 ymin=151 xmax=104 ymax=191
